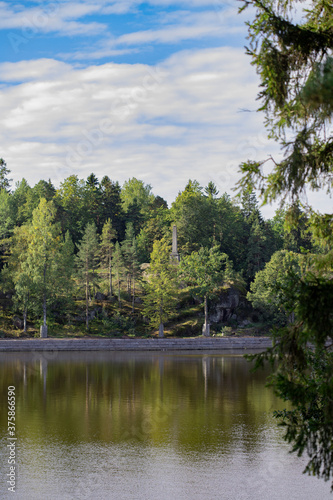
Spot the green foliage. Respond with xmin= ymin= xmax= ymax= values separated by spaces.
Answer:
xmin=121 ymin=177 xmax=154 ymax=216
xmin=76 ymin=222 xmax=99 ymax=330
xmin=0 ymin=189 xmax=15 ymax=241
xmin=273 ymin=350 xmax=333 ymax=489
xmin=171 ymin=180 xmax=215 ymax=253
xmin=100 ymin=176 xmax=124 ymax=238
xmin=26 ymin=199 xmax=62 ymax=327
xmin=239 ymin=0 xmax=333 ymax=488
xmin=238 ymin=0 xmax=333 ymax=204
xmin=100 ymin=219 xmax=117 ymax=298
xmin=248 ymin=291 xmax=333 ymax=489
xmin=142 ymin=239 xmax=178 ymax=335
xmin=136 ymin=205 xmax=170 ymax=263
xmin=0 ymin=158 xmax=12 ymax=191
xmin=122 ymin=222 xmax=141 ymax=308
xmin=248 ymin=250 xmax=308 ymax=323
xmin=4 ymin=198 xmax=68 ymax=331
xmin=179 ymin=246 xmax=231 ymax=300
xmin=179 ymin=246 xmax=233 ymax=334
xmin=113 ymin=241 xmax=125 ymax=307
xmin=56 ymin=175 xmax=87 ymax=244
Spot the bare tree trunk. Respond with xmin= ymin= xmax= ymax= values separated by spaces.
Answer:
xmin=159 ymin=304 xmax=164 ymax=337
xmin=23 ymin=307 xmax=27 ymax=333
xmin=43 ymin=264 xmax=47 ymax=327
xmin=86 ymin=258 xmax=89 ymax=330
xmin=132 ymin=276 xmax=135 ymax=313
xmin=109 ymin=258 xmax=112 ymax=298
xmin=40 ymin=264 xmax=48 ymax=338
xmin=92 ymin=263 xmax=96 ymax=299
xmin=24 ymin=292 xmax=29 ymax=333
xmin=118 ymin=273 xmax=121 ymax=308
xmin=202 ymin=295 xmax=210 ymax=337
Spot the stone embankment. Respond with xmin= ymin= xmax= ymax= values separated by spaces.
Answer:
xmin=0 ymin=337 xmax=272 ymax=352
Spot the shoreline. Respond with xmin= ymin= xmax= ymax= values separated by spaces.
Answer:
xmin=0 ymin=337 xmax=272 ymax=352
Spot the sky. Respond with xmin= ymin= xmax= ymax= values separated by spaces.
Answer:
xmin=0 ymin=0 xmax=330 ymax=216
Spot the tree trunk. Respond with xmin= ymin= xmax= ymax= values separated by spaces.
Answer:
xmin=24 ymin=293 xmax=29 ymax=333
xmin=109 ymin=258 xmax=113 ymax=298
xmin=43 ymin=264 xmax=47 ymax=327
xmin=86 ymin=258 xmax=89 ymax=330
xmin=202 ymin=295 xmax=210 ymax=337
xmin=159 ymin=304 xmax=164 ymax=337
xmin=118 ymin=274 xmax=121 ymax=308
xmin=23 ymin=307 xmax=27 ymax=333
xmin=40 ymin=264 xmax=48 ymax=338
xmin=132 ymin=276 xmax=135 ymax=313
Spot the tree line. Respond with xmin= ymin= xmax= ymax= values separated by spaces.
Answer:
xmin=0 ymin=158 xmax=324 ymax=336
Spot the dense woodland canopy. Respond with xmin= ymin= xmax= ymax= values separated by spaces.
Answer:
xmin=0 ymin=158 xmax=323 ymax=337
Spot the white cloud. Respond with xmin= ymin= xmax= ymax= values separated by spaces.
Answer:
xmin=0 ymin=1 xmax=107 ymax=35
xmin=67 ymin=5 xmax=245 ymax=61
xmin=0 ymin=46 xmax=283 ymax=207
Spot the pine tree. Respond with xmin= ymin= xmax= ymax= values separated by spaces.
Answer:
xmin=0 ymin=158 xmax=12 ymax=191
xmin=100 ymin=219 xmax=117 ymax=298
xmin=122 ymin=223 xmax=141 ymax=309
xmin=113 ymin=241 xmax=124 ymax=308
xmin=57 ymin=230 xmax=75 ymax=308
xmin=239 ymin=0 xmax=333 ymax=488
xmin=76 ymin=223 xmax=99 ymax=330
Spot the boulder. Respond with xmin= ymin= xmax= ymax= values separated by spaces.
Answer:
xmin=95 ymin=292 xmax=106 ymax=301
xmin=13 ymin=316 xmax=24 ymax=329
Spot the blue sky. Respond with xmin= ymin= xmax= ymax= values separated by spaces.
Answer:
xmin=0 ymin=0 xmax=329 ymax=214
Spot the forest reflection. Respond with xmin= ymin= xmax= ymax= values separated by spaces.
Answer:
xmin=0 ymin=352 xmax=284 ymax=456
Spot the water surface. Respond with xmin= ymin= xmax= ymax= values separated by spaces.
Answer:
xmin=0 ymin=351 xmax=331 ymax=499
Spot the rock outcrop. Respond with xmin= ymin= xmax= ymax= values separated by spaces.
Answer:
xmin=210 ymin=286 xmax=240 ymax=323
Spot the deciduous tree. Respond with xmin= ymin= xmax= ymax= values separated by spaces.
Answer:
xmin=179 ymin=246 xmax=232 ymax=336
xmin=142 ymin=239 xmax=178 ymax=337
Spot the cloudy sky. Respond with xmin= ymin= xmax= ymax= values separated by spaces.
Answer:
xmin=0 ymin=0 xmax=329 ymax=214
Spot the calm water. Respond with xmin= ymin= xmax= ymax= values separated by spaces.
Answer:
xmin=0 ymin=351 xmax=331 ymax=500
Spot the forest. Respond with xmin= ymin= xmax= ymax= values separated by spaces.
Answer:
xmin=0 ymin=158 xmax=325 ymax=338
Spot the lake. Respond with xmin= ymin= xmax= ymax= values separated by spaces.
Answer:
xmin=0 ymin=351 xmax=331 ymax=499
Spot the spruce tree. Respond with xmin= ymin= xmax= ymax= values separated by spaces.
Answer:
xmin=113 ymin=241 xmax=124 ymax=308
xmin=239 ymin=0 xmax=333 ymax=488
xmin=76 ymin=223 xmax=99 ymax=330
xmin=100 ymin=219 xmax=117 ymax=298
